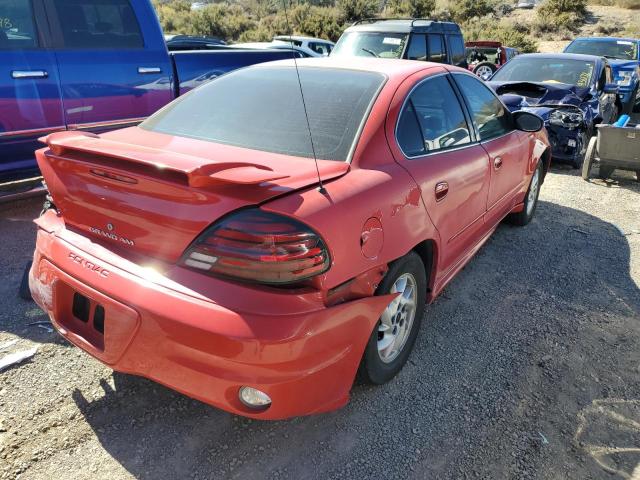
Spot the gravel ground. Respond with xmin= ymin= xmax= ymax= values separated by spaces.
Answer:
xmin=1 ymin=165 xmax=639 ymax=480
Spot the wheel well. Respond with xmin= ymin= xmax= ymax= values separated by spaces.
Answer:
xmin=540 ymin=148 xmax=552 ymax=183
xmin=412 ymin=240 xmax=435 ymax=293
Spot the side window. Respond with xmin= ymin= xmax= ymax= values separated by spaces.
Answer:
xmin=397 ymin=75 xmax=472 ymax=157
xmin=406 ymin=33 xmax=426 ymax=61
xmin=0 ymin=0 xmax=39 ymax=49
xmin=428 ymin=34 xmax=446 ymax=63
xmin=52 ymin=0 xmax=143 ymax=49
xmin=454 ymin=74 xmax=513 ymax=141
xmin=447 ymin=35 xmax=465 ymax=66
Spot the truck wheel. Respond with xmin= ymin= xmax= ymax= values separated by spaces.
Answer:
xmin=635 ymin=171 xmax=640 ymax=182
xmin=18 ymin=261 xmax=33 ymax=301
xmin=358 ymin=251 xmax=426 ymax=385
xmin=508 ymin=160 xmax=543 ymax=227
xmin=582 ymin=137 xmax=597 ymax=181
xmin=473 ymin=62 xmax=497 ymax=80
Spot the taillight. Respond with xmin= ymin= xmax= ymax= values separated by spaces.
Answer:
xmin=179 ymin=209 xmax=331 ymax=285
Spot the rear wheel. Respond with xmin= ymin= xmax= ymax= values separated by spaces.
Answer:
xmin=582 ymin=137 xmax=598 ymax=181
xmin=359 ymin=252 xmax=426 ymax=385
xmin=18 ymin=261 xmax=33 ymax=301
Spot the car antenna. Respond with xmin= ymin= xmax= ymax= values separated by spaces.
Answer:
xmin=281 ymin=0 xmax=327 ymax=195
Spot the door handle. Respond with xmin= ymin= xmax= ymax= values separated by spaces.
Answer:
xmin=11 ymin=70 xmax=48 ymax=79
xmin=435 ymin=181 xmax=449 ymax=202
xmin=137 ymin=67 xmax=161 ymax=74
xmin=493 ymin=156 xmax=503 ymax=170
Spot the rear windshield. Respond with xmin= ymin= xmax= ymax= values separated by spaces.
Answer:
xmin=331 ymin=32 xmax=408 ymax=59
xmin=565 ymin=39 xmax=638 ymax=61
xmin=141 ymin=66 xmax=385 ymax=161
xmin=492 ymin=57 xmax=595 ymax=87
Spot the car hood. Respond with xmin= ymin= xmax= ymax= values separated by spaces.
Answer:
xmin=487 ymin=81 xmax=591 ymax=112
xmin=606 ymin=59 xmax=640 ymax=71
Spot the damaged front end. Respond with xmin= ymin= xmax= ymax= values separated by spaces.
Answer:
xmin=490 ymin=82 xmax=592 ymax=167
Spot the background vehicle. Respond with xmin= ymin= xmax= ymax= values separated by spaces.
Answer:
xmin=230 ymin=42 xmax=311 ymax=57
xmin=488 ymin=53 xmax=620 ymax=168
xmin=564 ymin=37 xmax=640 ymax=114
xmin=272 ymin=35 xmax=335 ymax=56
xmin=331 ymin=18 xmax=467 ymax=68
xmin=165 ymin=35 xmax=226 ymax=51
xmin=0 ymin=0 xmax=297 ymax=198
xmin=29 ymin=58 xmax=549 ymax=420
xmin=516 ymin=0 xmax=538 ymax=8
xmin=465 ymin=41 xmax=519 ymax=80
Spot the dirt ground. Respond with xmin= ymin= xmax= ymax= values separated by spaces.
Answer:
xmin=1 ymin=164 xmax=639 ymax=479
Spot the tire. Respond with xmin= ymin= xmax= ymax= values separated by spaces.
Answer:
xmin=571 ymin=130 xmax=590 ymax=169
xmin=635 ymin=170 xmax=640 ymax=182
xmin=18 ymin=261 xmax=33 ymax=301
xmin=508 ymin=160 xmax=543 ymax=227
xmin=582 ymin=137 xmax=597 ymax=181
xmin=358 ymin=251 xmax=426 ymax=385
xmin=473 ymin=62 xmax=497 ymax=80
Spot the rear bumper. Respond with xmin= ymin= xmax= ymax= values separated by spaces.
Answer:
xmin=29 ymin=214 xmax=392 ymax=420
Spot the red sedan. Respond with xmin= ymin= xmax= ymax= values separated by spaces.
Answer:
xmin=29 ymin=58 xmax=551 ymax=419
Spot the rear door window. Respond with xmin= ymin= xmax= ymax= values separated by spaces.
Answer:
xmin=406 ymin=34 xmax=426 ymax=61
xmin=428 ymin=34 xmax=446 ymax=63
xmin=447 ymin=35 xmax=465 ymax=66
xmin=0 ymin=0 xmax=39 ymax=49
xmin=397 ymin=75 xmax=472 ymax=157
xmin=51 ymin=0 xmax=143 ymax=48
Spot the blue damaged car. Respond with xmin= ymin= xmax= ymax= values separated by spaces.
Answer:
xmin=564 ymin=37 xmax=640 ymax=115
xmin=488 ymin=53 xmax=620 ymax=168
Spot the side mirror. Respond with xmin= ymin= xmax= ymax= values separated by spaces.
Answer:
xmin=513 ymin=111 xmax=544 ymax=132
xmin=603 ymin=83 xmax=619 ymax=94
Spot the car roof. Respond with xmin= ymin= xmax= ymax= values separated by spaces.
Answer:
xmin=516 ymin=52 xmax=604 ymax=62
xmin=258 ymin=56 xmax=466 ymax=77
xmin=344 ymin=19 xmax=462 ymax=34
xmin=273 ymin=35 xmax=335 ymax=44
xmin=466 ymin=41 xmax=502 ymax=47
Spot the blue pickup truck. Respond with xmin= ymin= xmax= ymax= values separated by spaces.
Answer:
xmin=564 ymin=37 xmax=640 ymax=115
xmin=0 ymin=0 xmax=297 ymax=198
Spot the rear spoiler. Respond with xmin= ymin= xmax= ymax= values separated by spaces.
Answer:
xmin=39 ymin=131 xmax=291 ymax=187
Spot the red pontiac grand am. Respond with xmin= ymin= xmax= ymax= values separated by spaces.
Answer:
xmin=29 ymin=58 xmax=550 ymax=419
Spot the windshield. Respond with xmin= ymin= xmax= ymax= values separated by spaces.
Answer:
xmin=141 ymin=66 xmax=385 ymax=162
xmin=331 ymin=32 xmax=408 ymax=59
xmin=492 ymin=57 xmax=595 ymax=87
xmin=565 ymin=39 xmax=638 ymax=61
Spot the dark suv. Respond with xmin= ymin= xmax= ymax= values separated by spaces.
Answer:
xmin=331 ymin=18 xmax=467 ymax=68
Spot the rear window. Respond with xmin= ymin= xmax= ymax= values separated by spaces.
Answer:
xmin=565 ymin=39 xmax=638 ymax=61
xmin=141 ymin=66 xmax=385 ymax=162
xmin=0 ymin=0 xmax=38 ymax=49
xmin=52 ymin=0 xmax=143 ymax=49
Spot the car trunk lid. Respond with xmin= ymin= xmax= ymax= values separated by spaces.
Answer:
xmin=36 ymin=127 xmax=349 ymax=262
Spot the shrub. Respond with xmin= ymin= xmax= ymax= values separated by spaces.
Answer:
xmin=449 ymin=0 xmax=495 ymax=22
xmin=386 ymin=0 xmax=437 ymax=17
xmin=463 ymin=18 xmax=539 ymax=53
xmin=336 ymin=0 xmax=380 ymax=22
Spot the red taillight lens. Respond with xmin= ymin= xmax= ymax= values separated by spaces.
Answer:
xmin=180 ymin=209 xmax=331 ymax=285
